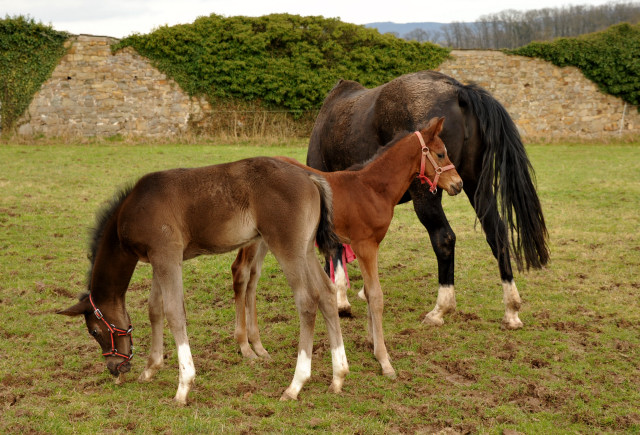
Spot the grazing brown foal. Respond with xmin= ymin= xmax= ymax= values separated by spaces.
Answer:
xmin=232 ymin=117 xmax=463 ymax=378
xmin=58 ymin=157 xmax=348 ymax=403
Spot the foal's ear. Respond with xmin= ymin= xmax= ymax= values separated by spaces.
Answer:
xmin=57 ymin=296 xmax=91 ymax=317
xmin=424 ymin=117 xmax=445 ymax=138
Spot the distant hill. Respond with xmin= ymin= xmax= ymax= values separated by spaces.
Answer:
xmin=365 ymin=21 xmax=475 ymax=44
xmin=365 ymin=22 xmax=450 ymax=35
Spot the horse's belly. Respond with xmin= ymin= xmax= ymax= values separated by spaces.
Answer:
xmin=185 ymin=219 xmax=259 ymax=258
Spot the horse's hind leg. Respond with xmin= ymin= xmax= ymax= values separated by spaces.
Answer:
xmin=139 ymin=275 xmax=165 ymax=382
xmin=232 ymin=242 xmax=269 ymax=359
xmin=312 ymin=253 xmax=349 ymax=393
xmin=463 ymin=182 xmax=523 ymax=329
xmin=279 ymin=262 xmax=318 ymax=401
xmin=151 ymin=255 xmax=195 ymax=405
xmin=244 ymin=242 xmax=270 ymax=358
xmin=325 ymin=245 xmax=351 ymax=316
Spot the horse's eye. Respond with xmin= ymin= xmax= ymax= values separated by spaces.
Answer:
xmin=90 ymin=330 xmax=98 ymax=337
xmin=437 ymin=153 xmax=445 ymax=159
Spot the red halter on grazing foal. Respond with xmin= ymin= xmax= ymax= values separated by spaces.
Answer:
xmin=415 ymin=130 xmax=456 ymax=193
xmin=88 ymin=294 xmax=133 ymax=370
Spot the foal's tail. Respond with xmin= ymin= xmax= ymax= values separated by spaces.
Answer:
xmin=459 ymin=83 xmax=549 ymax=271
xmin=308 ymin=174 xmax=341 ymax=259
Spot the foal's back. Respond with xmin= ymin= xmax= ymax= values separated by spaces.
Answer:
xmin=117 ymin=157 xmax=321 ymax=261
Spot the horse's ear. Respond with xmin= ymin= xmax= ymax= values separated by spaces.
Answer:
xmin=57 ymin=296 xmax=91 ymax=317
xmin=434 ymin=117 xmax=445 ymax=135
xmin=423 ymin=117 xmax=445 ymax=138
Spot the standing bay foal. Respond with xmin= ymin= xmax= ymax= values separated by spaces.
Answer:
xmin=232 ymin=118 xmax=463 ymax=378
xmin=58 ymin=157 xmax=348 ymax=403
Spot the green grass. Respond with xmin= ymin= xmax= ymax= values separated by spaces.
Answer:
xmin=1 ymin=140 xmax=639 ymax=433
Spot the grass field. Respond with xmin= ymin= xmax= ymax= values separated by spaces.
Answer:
xmin=1 ymin=140 xmax=639 ymax=433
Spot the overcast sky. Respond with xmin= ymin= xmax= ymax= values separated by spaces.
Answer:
xmin=2 ymin=0 xmax=617 ymax=38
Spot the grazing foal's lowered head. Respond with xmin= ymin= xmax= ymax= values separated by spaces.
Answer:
xmin=58 ymin=293 xmax=134 ymax=377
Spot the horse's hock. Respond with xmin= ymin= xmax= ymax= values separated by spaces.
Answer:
xmin=15 ymin=36 xmax=640 ymax=140
xmin=436 ymin=50 xmax=639 ymax=140
xmin=16 ymin=35 xmax=209 ymax=137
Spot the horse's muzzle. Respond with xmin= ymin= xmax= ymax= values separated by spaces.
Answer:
xmin=107 ymin=360 xmax=131 ymax=376
xmin=446 ymin=179 xmax=464 ymax=196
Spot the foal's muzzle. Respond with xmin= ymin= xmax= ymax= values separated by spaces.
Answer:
xmin=107 ymin=359 xmax=132 ymax=376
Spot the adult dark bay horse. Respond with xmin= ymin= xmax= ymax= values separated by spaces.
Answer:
xmin=232 ymin=118 xmax=462 ymax=378
xmin=58 ymin=157 xmax=349 ymax=403
xmin=307 ymin=70 xmax=549 ymax=329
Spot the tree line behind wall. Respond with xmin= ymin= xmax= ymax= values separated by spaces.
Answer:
xmin=404 ymin=1 xmax=640 ymax=49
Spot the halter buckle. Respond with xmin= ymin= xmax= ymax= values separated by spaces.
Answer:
xmin=94 ymin=308 xmax=104 ymax=320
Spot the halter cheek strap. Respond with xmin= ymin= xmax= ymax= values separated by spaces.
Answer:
xmin=414 ymin=131 xmax=456 ymax=194
xmin=88 ymin=294 xmax=134 ymax=369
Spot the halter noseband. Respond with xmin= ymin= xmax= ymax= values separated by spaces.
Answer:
xmin=415 ymin=131 xmax=456 ymax=194
xmin=88 ymin=294 xmax=133 ymax=369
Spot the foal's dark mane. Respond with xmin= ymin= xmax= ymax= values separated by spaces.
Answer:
xmin=346 ymin=130 xmax=412 ymax=172
xmin=86 ymin=184 xmax=135 ymax=290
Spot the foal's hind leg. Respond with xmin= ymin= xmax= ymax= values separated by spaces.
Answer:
xmin=139 ymin=275 xmax=165 ymax=382
xmin=232 ymin=242 xmax=270 ymax=359
xmin=276 ymin=249 xmax=348 ymax=400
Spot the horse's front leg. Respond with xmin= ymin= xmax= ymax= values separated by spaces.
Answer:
xmin=411 ymin=189 xmax=457 ymax=326
xmin=353 ymin=240 xmax=395 ymax=379
xmin=152 ymin=257 xmax=195 ymax=405
xmin=463 ymin=181 xmax=523 ymax=329
xmin=139 ymin=275 xmax=165 ymax=382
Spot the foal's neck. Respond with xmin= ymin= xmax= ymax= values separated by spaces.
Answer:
xmin=89 ymin=217 xmax=138 ymax=305
xmin=359 ymin=135 xmax=423 ymax=201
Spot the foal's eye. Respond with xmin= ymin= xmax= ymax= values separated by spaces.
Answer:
xmin=90 ymin=330 xmax=98 ymax=337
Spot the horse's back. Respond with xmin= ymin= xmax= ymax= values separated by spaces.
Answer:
xmin=117 ymin=157 xmax=322 ymax=260
xmin=308 ymin=71 xmax=467 ymax=172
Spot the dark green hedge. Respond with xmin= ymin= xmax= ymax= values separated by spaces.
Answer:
xmin=0 ymin=16 xmax=69 ymax=132
xmin=112 ymin=14 xmax=450 ymax=113
xmin=510 ymin=23 xmax=640 ymax=107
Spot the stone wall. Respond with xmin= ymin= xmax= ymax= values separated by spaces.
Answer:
xmin=17 ymin=35 xmax=208 ymax=137
xmin=437 ymin=50 xmax=639 ymax=139
xmin=15 ymin=37 xmax=640 ymax=140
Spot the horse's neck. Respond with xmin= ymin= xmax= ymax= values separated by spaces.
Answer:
xmin=359 ymin=137 xmax=421 ymax=202
xmin=89 ymin=217 xmax=138 ymax=303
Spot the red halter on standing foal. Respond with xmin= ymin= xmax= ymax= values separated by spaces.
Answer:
xmin=415 ymin=130 xmax=456 ymax=193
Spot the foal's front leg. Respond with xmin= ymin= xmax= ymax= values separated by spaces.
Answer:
xmin=353 ymin=241 xmax=396 ymax=379
xmin=139 ymin=275 xmax=165 ymax=382
xmin=152 ymin=258 xmax=196 ymax=405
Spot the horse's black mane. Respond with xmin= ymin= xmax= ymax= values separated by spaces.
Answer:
xmin=345 ymin=129 xmax=413 ymax=171
xmin=86 ymin=183 xmax=135 ymax=289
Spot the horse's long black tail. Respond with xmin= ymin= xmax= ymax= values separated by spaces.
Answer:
xmin=309 ymin=174 xmax=341 ymax=259
xmin=460 ymin=83 xmax=549 ymax=271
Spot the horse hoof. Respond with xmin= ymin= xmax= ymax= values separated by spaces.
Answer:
xmin=279 ymin=390 xmax=298 ymax=401
xmin=173 ymin=396 xmax=188 ymax=406
xmin=114 ymin=373 xmax=126 ymax=385
xmin=327 ymin=382 xmax=343 ymax=394
xmin=502 ymin=317 xmax=524 ymax=330
xmin=382 ymin=368 xmax=397 ymax=380
xmin=422 ymin=313 xmax=445 ymax=326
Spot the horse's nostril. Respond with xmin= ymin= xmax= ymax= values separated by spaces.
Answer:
xmin=119 ymin=362 xmax=131 ymax=374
